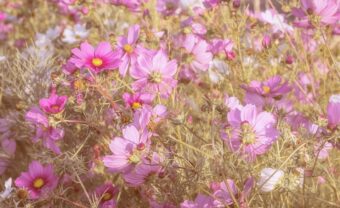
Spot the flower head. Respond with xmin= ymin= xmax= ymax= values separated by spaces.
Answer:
xmin=257 ymin=168 xmax=284 ymax=192
xmin=327 ymin=94 xmax=340 ymax=129
xmin=94 ymin=183 xmax=119 ymax=208
xmin=15 ymin=161 xmax=58 ymax=199
xmin=103 ymin=125 xmax=150 ymax=173
xmin=122 ymin=92 xmax=154 ymax=110
xmin=123 ymin=152 xmax=162 ymax=186
xmin=292 ymin=0 xmax=340 ymax=28
xmin=25 ymin=107 xmax=64 ymax=154
xmin=212 ymin=179 xmax=238 ymax=206
xmin=39 ymin=93 xmax=68 ymax=114
xmin=181 ymin=34 xmax=212 ymax=72
xmin=157 ymin=0 xmax=180 ymax=16
xmin=225 ymin=104 xmax=279 ymax=161
xmin=117 ymin=25 xmax=149 ymax=77
xmin=130 ymin=50 xmax=178 ymax=98
xmin=70 ymin=41 xmax=121 ymax=73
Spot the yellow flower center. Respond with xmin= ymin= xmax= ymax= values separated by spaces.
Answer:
xmin=102 ymin=192 xmax=113 ymax=201
xmin=33 ymin=178 xmax=45 ymax=189
xmin=240 ymin=122 xmax=256 ymax=145
xmin=123 ymin=44 xmax=134 ymax=54
xmin=262 ymin=85 xmax=271 ymax=94
xmin=149 ymin=71 xmax=162 ymax=83
xmin=51 ymin=105 xmax=60 ymax=111
xmin=132 ymin=102 xmax=142 ymax=110
xmin=73 ymin=79 xmax=85 ymax=91
xmin=128 ymin=154 xmax=140 ymax=164
xmin=183 ymin=27 xmax=192 ymax=34
xmin=92 ymin=58 xmax=103 ymax=67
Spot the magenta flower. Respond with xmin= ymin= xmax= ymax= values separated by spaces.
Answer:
xmin=209 ymin=38 xmax=234 ymax=57
xmin=123 ymin=152 xmax=162 ymax=186
xmin=39 ymin=93 xmax=68 ymax=114
xmin=242 ymin=76 xmax=292 ymax=110
xmin=292 ymin=0 xmax=340 ymax=28
xmin=70 ymin=41 xmax=121 ymax=74
xmin=122 ymin=92 xmax=154 ymax=110
xmin=327 ymin=94 xmax=340 ymax=129
xmin=117 ymin=25 xmax=146 ymax=77
xmin=133 ymin=104 xmax=167 ymax=132
xmin=94 ymin=183 xmax=119 ymax=208
xmin=103 ymin=125 xmax=149 ymax=173
xmin=180 ymin=194 xmax=214 ymax=208
xmin=181 ymin=18 xmax=207 ymax=36
xmin=15 ymin=161 xmax=58 ymax=199
xmin=25 ymin=107 xmax=64 ymax=154
xmin=181 ymin=34 xmax=212 ymax=72
xmin=242 ymin=75 xmax=291 ymax=98
xmin=225 ymin=104 xmax=279 ymax=162
xmin=130 ymin=50 xmax=178 ymax=98
xmin=157 ymin=0 xmax=180 ymax=16
xmin=111 ymin=0 xmax=147 ymax=12
xmin=212 ymin=179 xmax=238 ymax=206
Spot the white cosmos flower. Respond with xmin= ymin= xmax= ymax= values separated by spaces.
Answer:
xmin=179 ymin=0 xmax=204 ymax=10
xmin=208 ymin=59 xmax=230 ymax=83
xmin=258 ymin=168 xmax=284 ymax=192
xmin=0 ymin=178 xmax=13 ymax=200
xmin=330 ymin=94 xmax=340 ymax=103
xmin=0 ymin=56 xmax=6 ymax=62
xmin=260 ymin=10 xmax=293 ymax=33
xmin=62 ymin=24 xmax=89 ymax=44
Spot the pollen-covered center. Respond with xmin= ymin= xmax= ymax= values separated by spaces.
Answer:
xmin=183 ymin=53 xmax=195 ymax=64
xmin=51 ymin=105 xmax=60 ymax=111
xmin=102 ymin=192 xmax=113 ymax=201
xmin=128 ymin=143 xmax=145 ymax=164
xmin=132 ymin=102 xmax=142 ymax=110
xmin=149 ymin=71 xmax=162 ymax=83
xmin=123 ymin=44 xmax=134 ymax=54
xmin=92 ymin=58 xmax=103 ymax=67
xmin=262 ymin=85 xmax=271 ymax=94
xmin=33 ymin=178 xmax=45 ymax=189
xmin=240 ymin=122 xmax=256 ymax=145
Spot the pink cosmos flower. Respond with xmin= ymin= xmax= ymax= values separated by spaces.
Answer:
xmin=292 ymin=0 xmax=340 ymax=28
xmin=209 ymin=38 xmax=234 ymax=57
xmin=181 ymin=18 xmax=207 ymax=36
xmin=15 ymin=161 xmax=58 ymax=199
xmin=157 ymin=0 xmax=180 ymax=16
xmin=111 ymin=0 xmax=148 ymax=12
xmin=203 ymin=0 xmax=220 ymax=9
xmin=25 ymin=107 xmax=64 ymax=154
xmin=242 ymin=75 xmax=291 ymax=98
xmin=285 ymin=111 xmax=320 ymax=135
xmin=327 ymin=94 xmax=340 ymax=129
xmin=122 ymin=92 xmax=154 ymax=110
xmin=314 ymin=142 xmax=333 ymax=160
xmin=225 ymin=104 xmax=279 ymax=162
xmin=123 ymin=152 xmax=162 ymax=186
xmin=94 ymin=183 xmax=119 ymax=208
xmin=242 ymin=76 xmax=292 ymax=111
xmin=70 ymin=41 xmax=121 ymax=74
xmin=39 ymin=93 xmax=68 ymax=114
xmin=103 ymin=125 xmax=150 ymax=173
xmin=180 ymin=194 xmax=214 ymax=207
xmin=133 ymin=104 xmax=167 ymax=132
xmin=130 ymin=50 xmax=178 ymax=98
xmin=212 ymin=179 xmax=238 ymax=206
xmin=117 ymin=25 xmax=148 ymax=77
xmin=181 ymin=34 xmax=212 ymax=72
